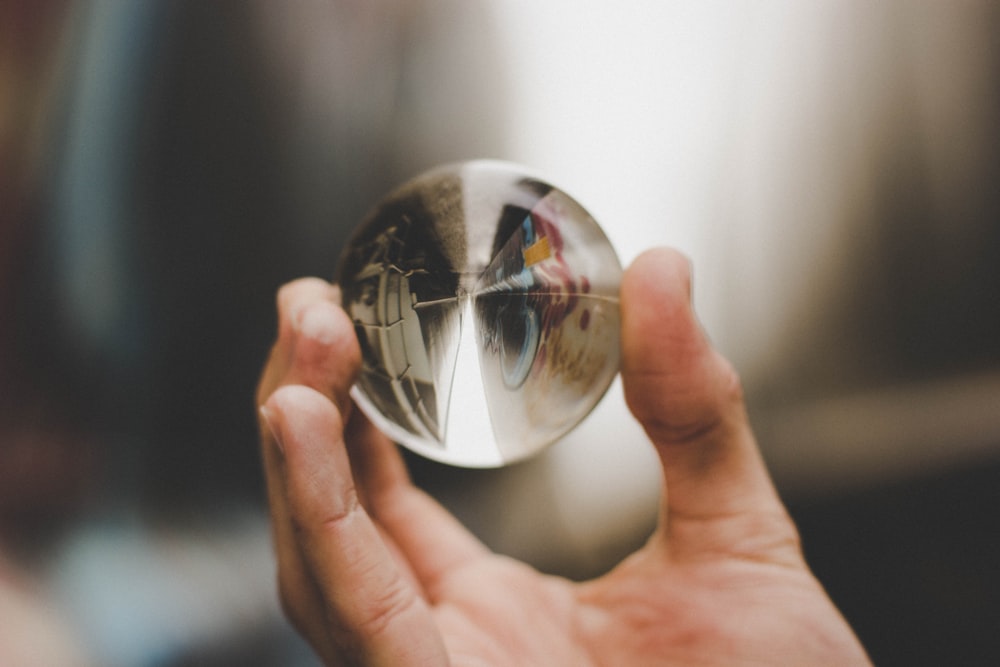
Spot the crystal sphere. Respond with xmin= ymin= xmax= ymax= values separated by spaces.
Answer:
xmin=337 ymin=160 xmax=621 ymax=467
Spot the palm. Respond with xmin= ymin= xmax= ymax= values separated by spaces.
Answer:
xmin=421 ymin=551 xmax=583 ymax=664
xmin=258 ymin=249 xmax=870 ymax=665
xmin=374 ymin=487 xmax=858 ymax=666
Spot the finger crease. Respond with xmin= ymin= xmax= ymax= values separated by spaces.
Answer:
xmin=352 ymin=576 xmax=421 ymax=642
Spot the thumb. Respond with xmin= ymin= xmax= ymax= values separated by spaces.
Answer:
xmin=621 ymin=249 xmax=787 ymax=546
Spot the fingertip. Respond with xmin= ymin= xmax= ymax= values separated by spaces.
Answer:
xmin=276 ymin=277 xmax=340 ymax=340
xmin=277 ymin=277 xmax=338 ymax=308
xmin=620 ymin=246 xmax=703 ymax=379
xmin=288 ymin=300 xmax=362 ymax=407
xmin=264 ymin=385 xmax=351 ymax=482
xmin=295 ymin=299 xmax=349 ymax=346
xmin=622 ymin=247 xmax=692 ymax=306
xmin=265 ymin=383 xmax=344 ymax=432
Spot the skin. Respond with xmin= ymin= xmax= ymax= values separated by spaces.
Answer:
xmin=256 ymin=247 xmax=872 ymax=666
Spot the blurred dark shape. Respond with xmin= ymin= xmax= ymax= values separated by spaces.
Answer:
xmin=0 ymin=0 xmax=90 ymax=552
xmin=9 ymin=0 xmax=509 ymax=521
xmin=792 ymin=458 xmax=1000 ymax=666
xmin=3 ymin=3 xmax=509 ymax=663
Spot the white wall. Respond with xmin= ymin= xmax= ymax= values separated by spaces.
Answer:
xmin=481 ymin=0 xmax=1000 ymax=516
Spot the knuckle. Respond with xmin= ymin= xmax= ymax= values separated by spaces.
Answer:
xmin=291 ymin=483 xmax=361 ymax=543
xmin=625 ymin=352 xmax=747 ymax=449
xmin=624 ymin=373 xmax=724 ymax=447
xmin=714 ymin=353 xmax=745 ymax=406
xmin=354 ymin=574 xmax=421 ymax=641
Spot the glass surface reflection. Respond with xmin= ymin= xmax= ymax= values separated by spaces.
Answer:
xmin=338 ymin=160 xmax=621 ymax=467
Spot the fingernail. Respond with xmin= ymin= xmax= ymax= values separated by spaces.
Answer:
xmin=259 ymin=404 xmax=284 ymax=454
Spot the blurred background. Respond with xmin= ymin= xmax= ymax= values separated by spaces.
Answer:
xmin=2 ymin=1 xmax=999 ymax=665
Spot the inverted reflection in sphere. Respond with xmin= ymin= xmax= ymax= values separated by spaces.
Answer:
xmin=338 ymin=161 xmax=621 ymax=467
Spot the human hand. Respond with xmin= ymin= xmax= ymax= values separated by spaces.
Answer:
xmin=256 ymin=248 xmax=870 ymax=666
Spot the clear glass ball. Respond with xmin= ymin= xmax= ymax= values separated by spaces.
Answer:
xmin=337 ymin=160 xmax=621 ymax=467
